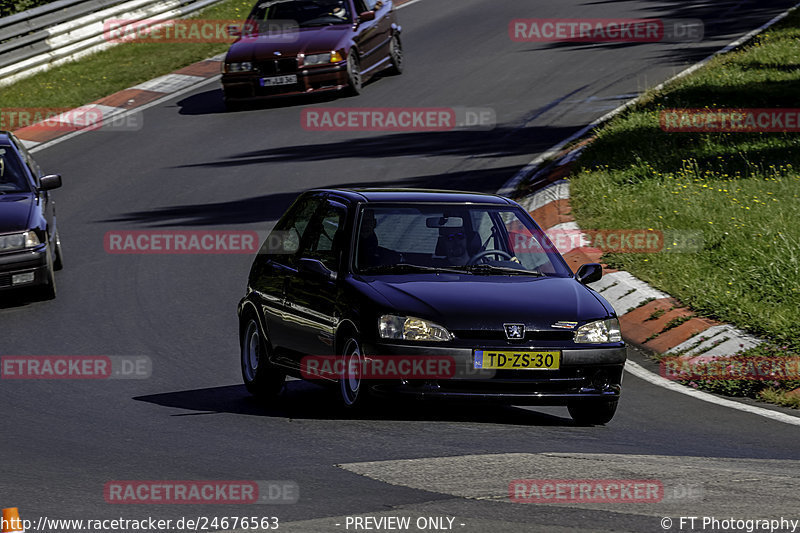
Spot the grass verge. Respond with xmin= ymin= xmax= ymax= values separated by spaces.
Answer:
xmin=569 ymin=10 xmax=800 ymax=404
xmin=0 ymin=0 xmax=254 ymax=110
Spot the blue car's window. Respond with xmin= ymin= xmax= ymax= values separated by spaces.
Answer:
xmin=354 ymin=204 xmax=572 ymax=277
xmin=251 ymin=0 xmax=352 ymax=26
xmin=0 ymin=146 xmax=32 ymax=193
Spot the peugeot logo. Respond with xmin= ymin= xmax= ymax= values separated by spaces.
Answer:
xmin=504 ymin=324 xmax=525 ymax=340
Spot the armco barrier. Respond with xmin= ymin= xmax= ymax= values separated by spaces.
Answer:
xmin=0 ymin=0 xmax=223 ymax=88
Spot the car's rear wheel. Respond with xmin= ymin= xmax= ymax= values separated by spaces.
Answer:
xmin=339 ymin=336 xmax=367 ymax=408
xmin=568 ymin=399 xmax=618 ymax=425
xmin=387 ymin=34 xmax=403 ymax=75
xmin=345 ymin=52 xmax=362 ymax=96
xmin=241 ymin=316 xmax=285 ymax=399
xmin=53 ymin=229 xmax=64 ymax=271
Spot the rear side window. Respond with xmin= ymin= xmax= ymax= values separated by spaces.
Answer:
xmin=266 ymin=195 xmax=322 ymax=259
xmin=301 ymin=200 xmax=347 ymax=271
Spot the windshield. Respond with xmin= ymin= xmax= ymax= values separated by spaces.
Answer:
xmin=0 ymin=146 xmax=31 ymax=194
xmin=249 ymin=0 xmax=352 ymax=27
xmin=354 ymin=204 xmax=573 ymax=277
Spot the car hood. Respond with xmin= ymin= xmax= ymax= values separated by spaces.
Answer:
xmin=364 ymin=275 xmax=612 ymax=331
xmin=226 ymin=25 xmax=350 ymax=61
xmin=0 ymin=194 xmax=34 ymax=233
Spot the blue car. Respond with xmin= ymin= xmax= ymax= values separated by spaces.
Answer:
xmin=0 ymin=131 xmax=62 ymax=300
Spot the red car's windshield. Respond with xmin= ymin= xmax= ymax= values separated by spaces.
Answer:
xmin=249 ymin=0 xmax=352 ymax=27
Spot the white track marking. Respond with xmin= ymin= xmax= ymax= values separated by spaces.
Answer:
xmin=626 ymin=360 xmax=800 ymax=427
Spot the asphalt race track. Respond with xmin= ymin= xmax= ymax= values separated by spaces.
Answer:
xmin=2 ymin=1 xmax=800 ymax=532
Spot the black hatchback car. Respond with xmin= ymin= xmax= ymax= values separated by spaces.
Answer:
xmin=0 ymin=131 xmax=62 ymax=300
xmin=238 ymin=189 xmax=626 ymax=424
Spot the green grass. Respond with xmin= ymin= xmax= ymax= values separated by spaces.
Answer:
xmin=1 ymin=0 xmax=57 ymax=18
xmin=571 ymin=10 xmax=800 ymax=357
xmin=0 ymin=0 xmax=254 ymax=109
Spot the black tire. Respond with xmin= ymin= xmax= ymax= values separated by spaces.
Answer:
xmin=345 ymin=52 xmax=362 ymax=96
xmin=240 ymin=316 xmax=285 ymax=399
xmin=339 ymin=336 xmax=367 ymax=408
xmin=568 ymin=399 xmax=618 ymax=425
xmin=34 ymin=241 xmax=56 ymax=301
xmin=53 ymin=229 xmax=64 ymax=271
xmin=387 ymin=34 xmax=403 ymax=75
xmin=224 ymin=97 xmax=244 ymax=112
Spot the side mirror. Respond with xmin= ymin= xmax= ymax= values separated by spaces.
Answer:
xmin=358 ymin=10 xmax=376 ymax=22
xmin=39 ymin=174 xmax=62 ymax=191
xmin=299 ymin=258 xmax=337 ymax=281
xmin=576 ymin=263 xmax=602 ymax=285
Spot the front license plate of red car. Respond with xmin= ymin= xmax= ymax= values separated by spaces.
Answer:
xmin=260 ymin=75 xmax=297 ymax=87
xmin=473 ymin=350 xmax=561 ymax=370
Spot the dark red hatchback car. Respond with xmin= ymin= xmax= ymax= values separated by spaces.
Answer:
xmin=221 ymin=0 xmax=402 ymax=108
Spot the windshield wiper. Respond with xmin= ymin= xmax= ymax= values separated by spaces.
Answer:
xmin=458 ymin=264 xmax=544 ymax=276
xmin=359 ymin=264 xmax=465 ymax=275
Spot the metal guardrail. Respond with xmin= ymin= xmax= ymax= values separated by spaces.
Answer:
xmin=0 ymin=0 xmax=223 ymax=88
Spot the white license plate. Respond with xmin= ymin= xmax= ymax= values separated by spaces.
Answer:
xmin=260 ymin=75 xmax=297 ymax=87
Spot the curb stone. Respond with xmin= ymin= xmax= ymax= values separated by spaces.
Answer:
xmin=514 ymin=152 xmax=800 ymax=397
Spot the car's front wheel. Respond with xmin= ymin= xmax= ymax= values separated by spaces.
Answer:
xmin=568 ymin=399 xmax=618 ymax=425
xmin=345 ymin=52 xmax=362 ymax=96
xmin=53 ymin=229 xmax=64 ymax=271
xmin=241 ymin=316 xmax=285 ymax=399
xmin=34 ymin=237 xmax=57 ymax=301
xmin=339 ymin=336 xmax=367 ymax=408
xmin=387 ymin=34 xmax=403 ymax=75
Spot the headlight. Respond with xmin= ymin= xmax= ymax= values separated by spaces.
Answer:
xmin=574 ymin=319 xmax=622 ymax=344
xmin=304 ymin=51 xmax=343 ymax=66
xmin=0 ymin=230 xmax=40 ymax=252
xmin=225 ymin=62 xmax=253 ymax=73
xmin=379 ymin=315 xmax=452 ymax=342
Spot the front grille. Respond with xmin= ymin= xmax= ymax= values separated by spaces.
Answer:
xmin=257 ymin=58 xmax=299 ymax=75
xmin=452 ymin=330 xmax=574 ymax=342
xmin=0 ymin=273 xmax=10 ymax=288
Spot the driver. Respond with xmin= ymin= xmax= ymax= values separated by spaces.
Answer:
xmin=439 ymin=226 xmax=471 ymax=266
xmin=328 ymin=1 xmax=347 ymax=19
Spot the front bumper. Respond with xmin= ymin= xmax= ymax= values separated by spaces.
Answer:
xmin=361 ymin=341 xmax=626 ymax=405
xmin=0 ymin=246 xmax=49 ymax=291
xmin=222 ymin=63 xmax=348 ymax=101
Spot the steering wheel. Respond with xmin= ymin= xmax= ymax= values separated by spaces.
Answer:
xmin=467 ymin=249 xmax=513 ymax=265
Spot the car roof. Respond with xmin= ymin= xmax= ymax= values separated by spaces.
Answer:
xmin=311 ymin=188 xmax=515 ymax=205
